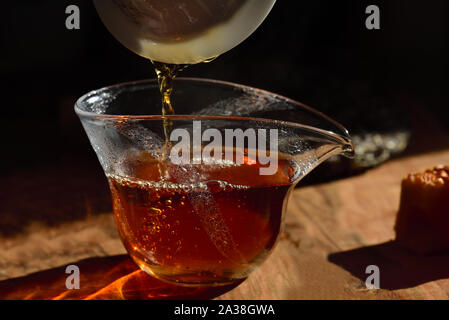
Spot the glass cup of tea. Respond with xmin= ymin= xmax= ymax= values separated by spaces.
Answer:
xmin=75 ymin=78 xmax=353 ymax=286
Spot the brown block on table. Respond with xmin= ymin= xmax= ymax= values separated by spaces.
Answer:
xmin=394 ymin=165 xmax=449 ymax=254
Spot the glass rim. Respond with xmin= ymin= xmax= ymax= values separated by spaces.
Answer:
xmin=74 ymin=77 xmax=352 ymax=143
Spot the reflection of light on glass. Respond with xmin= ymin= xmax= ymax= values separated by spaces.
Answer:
xmin=94 ymin=0 xmax=277 ymax=64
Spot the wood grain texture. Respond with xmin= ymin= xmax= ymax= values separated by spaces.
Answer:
xmin=1 ymin=149 xmax=449 ymax=299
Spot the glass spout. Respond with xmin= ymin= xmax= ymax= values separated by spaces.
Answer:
xmin=342 ymin=139 xmax=355 ymax=158
xmin=301 ymin=129 xmax=355 ymax=177
xmin=262 ymin=120 xmax=354 ymax=183
xmin=173 ymin=78 xmax=354 ymax=171
xmin=309 ymin=126 xmax=355 ymax=162
xmin=188 ymin=79 xmax=357 ymax=180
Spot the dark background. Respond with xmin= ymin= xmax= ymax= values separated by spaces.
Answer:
xmin=0 ymin=1 xmax=447 ymax=232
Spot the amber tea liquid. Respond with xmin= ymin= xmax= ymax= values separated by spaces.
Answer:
xmin=108 ymin=153 xmax=298 ymax=285
xmin=108 ymin=12 xmax=283 ymax=285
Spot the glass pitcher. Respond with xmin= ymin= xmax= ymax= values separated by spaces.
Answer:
xmin=75 ymin=78 xmax=354 ymax=286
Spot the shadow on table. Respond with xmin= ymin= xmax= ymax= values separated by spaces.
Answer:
xmin=0 ymin=255 xmax=243 ymax=300
xmin=328 ymin=241 xmax=449 ymax=290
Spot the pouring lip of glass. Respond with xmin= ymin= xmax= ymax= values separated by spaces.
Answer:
xmin=75 ymin=77 xmax=354 ymax=155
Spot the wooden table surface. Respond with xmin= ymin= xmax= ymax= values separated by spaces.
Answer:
xmin=1 ymin=118 xmax=449 ymax=300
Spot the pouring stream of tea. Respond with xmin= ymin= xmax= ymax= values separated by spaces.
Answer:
xmin=151 ymin=61 xmax=188 ymax=143
xmin=92 ymin=0 xmax=280 ymax=283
